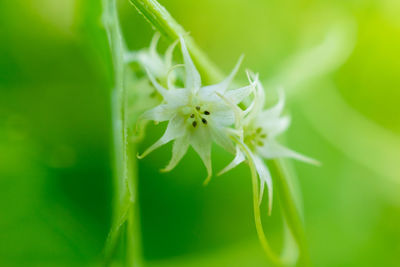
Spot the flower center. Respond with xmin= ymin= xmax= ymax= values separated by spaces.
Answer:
xmin=244 ymin=127 xmax=267 ymax=150
xmin=187 ymin=105 xmax=211 ymax=128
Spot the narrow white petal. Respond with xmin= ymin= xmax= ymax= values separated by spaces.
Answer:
xmin=252 ymin=155 xmax=273 ymax=215
xmin=139 ymin=53 xmax=164 ymax=77
xmin=258 ymin=141 xmax=320 ymax=165
xmin=258 ymin=116 xmax=291 ymax=138
xmin=211 ymin=108 xmax=235 ymax=127
xmin=146 ymin=68 xmax=170 ymax=99
xmin=179 ymin=36 xmax=201 ymax=91
xmin=189 ymin=126 xmax=212 ymax=184
xmin=198 ymin=84 xmax=221 ymax=102
xmin=245 ymin=72 xmax=265 ymax=123
xmin=215 ymin=92 xmax=244 ymax=128
xmin=260 ymin=88 xmax=285 ymax=119
xmin=198 ymin=55 xmax=244 ymax=100
xmin=165 ymin=88 xmax=191 ymax=108
xmin=161 ymin=134 xmax=190 ymax=172
xmin=164 ymin=39 xmax=179 ymax=70
xmin=137 ymin=116 xmax=185 ymax=159
xmin=219 ymin=54 xmax=244 ymax=92
xmin=149 ymin=32 xmax=161 ymax=58
xmin=167 ymin=64 xmax=184 ymax=90
xmin=139 ymin=104 xmax=175 ymax=122
xmin=224 ymin=84 xmax=254 ymax=104
xmin=218 ymin=145 xmax=245 ymax=175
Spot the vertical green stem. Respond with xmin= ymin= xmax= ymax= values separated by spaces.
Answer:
xmin=102 ymin=0 xmax=141 ymax=265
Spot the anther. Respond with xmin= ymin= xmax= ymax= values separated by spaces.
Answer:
xmin=190 ymin=114 xmax=195 ymax=118
xmin=256 ymin=127 xmax=262 ymax=133
xmin=192 ymin=121 xmax=197 ymax=128
xmin=260 ymin=134 xmax=267 ymax=138
xmin=201 ymin=118 xmax=207 ymax=124
xmin=195 ymin=106 xmax=201 ymax=111
xmin=204 ymin=111 xmax=210 ymax=115
xmin=257 ymin=141 xmax=264 ymax=146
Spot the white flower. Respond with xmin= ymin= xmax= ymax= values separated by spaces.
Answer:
xmin=220 ymin=75 xmax=319 ymax=214
xmin=137 ymin=36 xmax=255 ymax=184
xmin=124 ymin=32 xmax=178 ymax=87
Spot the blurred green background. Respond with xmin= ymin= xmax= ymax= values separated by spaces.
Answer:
xmin=1 ymin=0 xmax=400 ymax=266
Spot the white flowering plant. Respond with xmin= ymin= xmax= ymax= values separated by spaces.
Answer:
xmin=130 ymin=33 xmax=318 ymax=265
xmin=103 ymin=0 xmax=319 ymax=265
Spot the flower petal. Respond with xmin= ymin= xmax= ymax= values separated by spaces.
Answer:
xmin=164 ymin=39 xmax=179 ymax=70
xmin=149 ymin=32 xmax=161 ymax=58
xmin=139 ymin=104 xmax=175 ymax=122
xmin=258 ymin=116 xmax=291 ymax=138
xmin=210 ymin=108 xmax=235 ymax=127
xmin=243 ymin=72 xmax=264 ymax=123
xmin=257 ymin=141 xmax=320 ymax=165
xmin=189 ymin=125 xmax=212 ymax=185
xmin=161 ymin=134 xmax=190 ymax=172
xmin=252 ymin=154 xmax=273 ymax=215
xmin=260 ymin=88 xmax=285 ymax=119
xmin=199 ymin=55 xmax=244 ymax=100
xmin=146 ymin=68 xmax=170 ymax=99
xmin=218 ymin=145 xmax=245 ymax=175
xmin=224 ymin=84 xmax=254 ymax=104
xmin=179 ymin=36 xmax=201 ymax=91
xmin=215 ymin=92 xmax=245 ymax=128
xmin=137 ymin=115 xmax=185 ymax=159
xmin=218 ymin=54 xmax=244 ymax=92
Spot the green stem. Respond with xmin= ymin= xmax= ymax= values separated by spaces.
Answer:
xmin=231 ymin=136 xmax=282 ymax=266
xmin=129 ymin=0 xmax=224 ymax=84
xmin=128 ymin=0 xmax=310 ymax=265
xmin=249 ymin=158 xmax=283 ymax=265
xmin=102 ymin=0 xmax=141 ymax=265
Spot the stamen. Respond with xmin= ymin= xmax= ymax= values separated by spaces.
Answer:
xmin=201 ymin=118 xmax=207 ymax=124
xmin=204 ymin=111 xmax=210 ymax=115
xmin=190 ymin=114 xmax=195 ymax=118
xmin=192 ymin=121 xmax=197 ymax=128
xmin=256 ymin=127 xmax=262 ymax=133
xmin=257 ymin=141 xmax=264 ymax=146
xmin=260 ymin=134 xmax=267 ymax=138
xmin=195 ymin=106 xmax=201 ymax=111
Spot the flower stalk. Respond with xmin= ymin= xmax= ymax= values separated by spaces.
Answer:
xmin=102 ymin=0 xmax=141 ymax=265
xmin=129 ymin=0 xmax=223 ymax=84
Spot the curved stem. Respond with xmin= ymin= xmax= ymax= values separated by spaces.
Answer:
xmin=249 ymin=159 xmax=283 ymax=266
xmin=233 ymin=136 xmax=282 ymax=265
